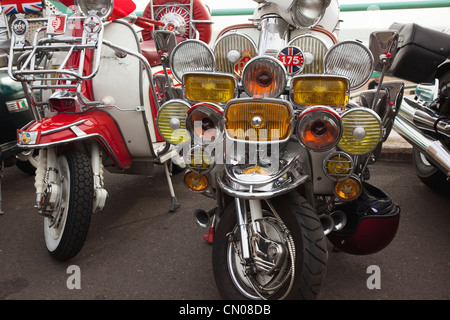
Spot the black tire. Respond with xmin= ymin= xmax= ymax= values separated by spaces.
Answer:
xmin=212 ymin=193 xmax=328 ymax=300
xmin=412 ymin=147 xmax=450 ymax=195
xmin=44 ymin=150 xmax=94 ymax=261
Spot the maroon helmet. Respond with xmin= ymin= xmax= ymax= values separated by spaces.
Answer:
xmin=327 ymin=182 xmax=400 ymax=255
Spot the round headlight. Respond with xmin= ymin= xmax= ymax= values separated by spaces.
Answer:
xmin=170 ymin=39 xmax=215 ymax=83
xmin=76 ymin=0 xmax=113 ymax=18
xmin=323 ymin=151 xmax=354 ymax=181
xmin=186 ymin=103 xmax=224 ymax=145
xmin=297 ymin=106 xmax=342 ymax=151
xmin=291 ymin=0 xmax=331 ymax=29
xmin=241 ymin=56 xmax=287 ymax=98
xmin=213 ymin=32 xmax=258 ymax=76
xmin=324 ymin=40 xmax=374 ymax=90
xmin=339 ymin=108 xmax=382 ymax=155
xmin=156 ymin=99 xmax=191 ymax=145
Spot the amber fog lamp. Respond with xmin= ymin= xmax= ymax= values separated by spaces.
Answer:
xmin=334 ymin=175 xmax=362 ymax=201
xmin=225 ymin=99 xmax=293 ymax=142
xmin=184 ymin=73 xmax=237 ymax=103
xmin=184 ymin=171 xmax=209 ymax=192
xmin=291 ymin=76 xmax=349 ymax=108
xmin=297 ymin=106 xmax=342 ymax=151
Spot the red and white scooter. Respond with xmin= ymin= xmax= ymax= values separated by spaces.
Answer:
xmin=4 ymin=0 xmax=211 ymax=261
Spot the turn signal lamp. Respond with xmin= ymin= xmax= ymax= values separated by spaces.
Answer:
xmin=225 ymin=99 xmax=293 ymax=142
xmin=156 ymin=100 xmax=191 ymax=145
xmin=334 ymin=175 xmax=362 ymax=201
xmin=338 ymin=108 xmax=382 ymax=155
xmin=241 ymin=56 xmax=287 ymax=98
xmin=184 ymin=171 xmax=209 ymax=192
xmin=184 ymin=73 xmax=237 ymax=103
xmin=297 ymin=106 xmax=342 ymax=151
xmin=291 ymin=76 xmax=349 ymax=108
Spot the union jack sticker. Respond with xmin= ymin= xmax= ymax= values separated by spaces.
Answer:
xmin=1 ymin=1 xmax=43 ymax=16
xmin=277 ymin=46 xmax=305 ymax=75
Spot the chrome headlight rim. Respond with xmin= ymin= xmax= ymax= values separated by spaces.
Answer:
xmin=169 ymin=39 xmax=216 ymax=83
xmin=156 ymin=99 xmax=191 ymax=145
xmin=290 ymin=0 xmax=332 ymax=29
xmin=75 ymin=0 xmax=113 ymax=19
xmin=186 ymin=102 xmax=225 ymax=145
xmin=241 ymin=56 xmax=288 ymax=98
xmin=296 ymin=106 xmax=343 ymax=152
xmin=323 ymin=40 xmax=374 ymax=90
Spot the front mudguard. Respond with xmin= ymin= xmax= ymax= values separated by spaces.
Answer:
xmin=17 ymin=109 xmax=132 ymax=170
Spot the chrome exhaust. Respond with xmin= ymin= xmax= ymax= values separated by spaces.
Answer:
xmin=399 ymin=97 xmax=450 ymax=138
xmin=319 ymin=214 xmax=334 ymax=235
xmin=394 ymin=115 xmax=450 ymax=177
xmin=330 ymin=210 xmax=347 ymax=231
xmin=194 ymin=208 xmax=217 ymax=228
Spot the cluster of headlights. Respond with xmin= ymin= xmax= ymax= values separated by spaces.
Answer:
xmin=157 ymin=0 xmax=379 ymax=201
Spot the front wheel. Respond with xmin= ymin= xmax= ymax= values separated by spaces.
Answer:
xmin=44 ymin=150 xmax=94 ymax=261
xmin=212 ymin=193 xmax=328 ymax=300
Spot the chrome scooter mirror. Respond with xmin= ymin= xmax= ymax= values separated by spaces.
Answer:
xmin=369 ymin=30 xmax=399 ymax=72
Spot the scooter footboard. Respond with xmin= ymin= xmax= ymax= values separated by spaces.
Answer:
xmin=17 ymin=109 xmax=132 ymax=169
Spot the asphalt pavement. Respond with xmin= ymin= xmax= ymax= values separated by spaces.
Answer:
xmin=0 ymin=133 xmax=448 ymax=302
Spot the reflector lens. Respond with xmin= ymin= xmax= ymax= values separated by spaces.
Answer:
xmin=291 ymin=76 xmax=349 ymax=107
xmin=225 ymin=99 xmax=293 ymax=142
xmin=334 ymin=176 xmax=362 ymax=201
xmin=184 ymin=171 xmax=209 ymax=192
xmin=184 ymin=73 xmax=236 ymax=103
xmin=297 ymin=107 xmax=342 ymax=151
xmin=339 ymin=108 xmax=382 ymax=155
xmin=156 ymin=100 xmax=190 ymax=145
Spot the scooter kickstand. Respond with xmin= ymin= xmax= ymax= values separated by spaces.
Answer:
xmin=164 ymin=161 xmax=180 ymax=212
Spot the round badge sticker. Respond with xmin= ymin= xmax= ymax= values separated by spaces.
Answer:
xmin=277 ymin=46 xmax=305 ymax=75
xmin=12 ymin=18 xmax=28 ymax=36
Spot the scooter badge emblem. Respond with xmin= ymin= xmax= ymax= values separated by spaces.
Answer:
xmin=47 ymin=14 xmax=67 ymax=35
xmin=277 ymin=46 xmax=305 ymax=75
xmin=234 ymin=50 xmax=253 ymax=78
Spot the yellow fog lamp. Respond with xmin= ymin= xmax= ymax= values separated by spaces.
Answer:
xmin=290 ymin=75 xmax=349 ymax=108
xmin=334 ymin=175 xmax=362 ymax=201
xmin=184 ymin=171 xmax=209 ymax=192
xmin=186 ymin=146 xmax=213 ymax=174
xmin=241 ymin=165 xmax=271 ymax=176
xmin=156 ymin=100 xmax=190 ymax=145
xmin=323 ymin=152 xmax=354 ymax=181
xmin=184 ymin=73 xmax=237 ymax=103
xmin=225 ymin=99 xmax=293 ymax=142
xmin=338 ymin=108 xmax=382 ymax=155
